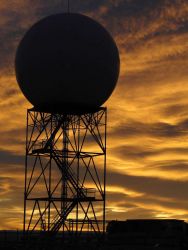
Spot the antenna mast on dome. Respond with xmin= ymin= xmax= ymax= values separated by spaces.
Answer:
xmin=67 ymin=0 xmax=70 ymax=13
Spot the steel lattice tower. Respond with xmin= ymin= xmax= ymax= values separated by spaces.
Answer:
xmin=24 ymin=107 xmax=107 ymax=240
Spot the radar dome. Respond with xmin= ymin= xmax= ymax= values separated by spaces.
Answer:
xmin=15 ymin=13 xmax=120 ymax=112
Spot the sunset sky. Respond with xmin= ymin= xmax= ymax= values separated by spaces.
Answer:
xmin=1 ymin=0 xmax=188 ymax=230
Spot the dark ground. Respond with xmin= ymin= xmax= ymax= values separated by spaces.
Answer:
xmin=0 ymin=230 xmax=188 ymax=250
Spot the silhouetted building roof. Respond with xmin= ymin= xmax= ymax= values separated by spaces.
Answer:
xmin=107 ymin=219 xmax=186 ymax=234
xmin=106 ymin=219 xmax=188 ymax=249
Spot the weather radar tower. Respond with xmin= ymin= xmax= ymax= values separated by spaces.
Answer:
xmin=15 ymin=13 xmax=120 ymax=241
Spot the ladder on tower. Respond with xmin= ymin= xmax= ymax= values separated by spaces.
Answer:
xmin=51 ymin=150 xmax=93 ymax=199
xmin=50 ymin=201 xmax=76 ymax=233
xmin=32 ymin=119 xmax=96 ymax=234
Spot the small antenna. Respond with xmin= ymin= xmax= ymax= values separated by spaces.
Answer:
xmin=67 ymin=0 xmax=70 ymax=13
